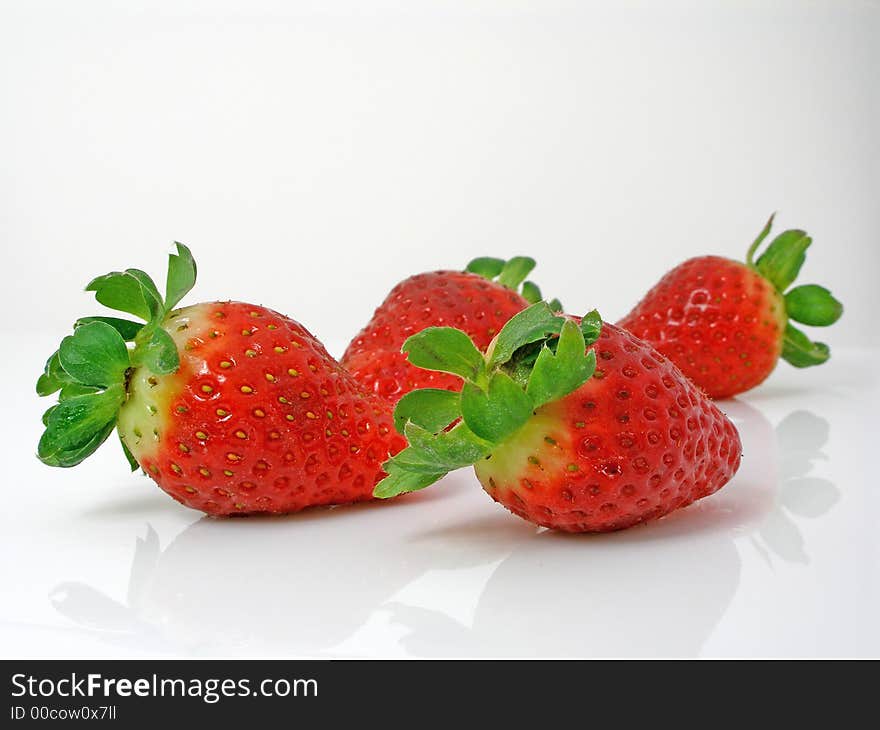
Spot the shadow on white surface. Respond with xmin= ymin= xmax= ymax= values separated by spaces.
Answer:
xmin=45 ymin=405 xmax=838 ymax=657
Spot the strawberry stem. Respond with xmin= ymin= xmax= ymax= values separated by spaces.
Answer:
xmin=745 ymin=212 xmax=776 ymax=267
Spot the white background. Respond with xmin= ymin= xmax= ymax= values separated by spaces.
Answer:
xmin=1 ymin=0 xmax=877 ymax=349
xmin=1 ymin=1 xmax=878 ymax=658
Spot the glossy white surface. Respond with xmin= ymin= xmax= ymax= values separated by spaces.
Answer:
xmin=2 ymin=336 xmax=877 ymax=658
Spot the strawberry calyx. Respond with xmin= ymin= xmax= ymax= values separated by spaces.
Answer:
xmin=744 ymin=214 xmax=843 ymax=368
xmin=465 ymin=256 xmax=563 ymax=312
xmin=36 ymin=244 xmax=197 ymax=468
xmin=373 ymin=302 xmax=601 ymax=498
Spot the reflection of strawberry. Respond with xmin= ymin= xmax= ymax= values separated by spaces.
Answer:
xmin=619 ymin=215 xmax=843 ymax=398
xmin=776 ymin=411 xmax=838 ymax=518
xmin=49 ymin=498 xmax=522 ymax=655
xmin=719 ymin=402 xmax=839 ymax=565
xmin=376 ymin=303 xmax=742 ymax=532
xmin=389 ymin=525 xmax=741 ymax=657
xmin=757 ymin=409 xmax=838 ymax=565
xmin=342 ymin=257 xmax=556 ymax=403
xmin=36 ymin=245 xmax=404 ymax=515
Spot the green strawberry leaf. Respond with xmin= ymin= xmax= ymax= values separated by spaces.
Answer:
xmin=75 ymin=316 xmax=144 ymax=341
xmin=40 ymin=419 xmax=118 ymax=469
xmin=521 ymin=280 xmax=542 ymax=304
xmin=391 ymin=422 xmax=491 ymax=474
xmin=497 ymin=256 xmax=537 ymax=290
xmin=755 ymin=229 xmax=812 ymax=292
xmin=548 ymin=298 xmax=563 ymax=313
xmin=393 ymin=388 xmax=462 ymax=435
xmin=464 ymin=256 xmax=560 ymax=308
xmin=165 ymin=242 xmax=197 ymax=311
xmin=501 ymin=339 xmax=545 ymax=388
xmin=38 ymin=244 xmax=200 ymax=472
xmin=743 ymin=215 xmax=840 ymax=371
xmin=384 ymin=450 xmax=451 ymax=476
xmin=373 ymin=463 xmax=448 ymax=498
xmin=466 ymin=257 xmax=506 ymax=279
xmin=59 ymin=382 xmax=102 ymax=400
xmin=36 ymin=350 xmax=75 ymax=396
xmin=785 ymin=284 xmax=843 ymax=327
xmin=526 ymin=320 xmax=597 ymax=409
xmin=119 ymin=433 xmax=139 ymax=471
xmin=86 ymin=269 xmax=163 ymax=322
xmin=781 ymin=323 xmax=830 ymax=368
xmin=124 ymin=269 xmax=165 ymax=318
xmin=41 ymin=404 xmax=58 ymax=427
xmin=137 ymin=326 xmax=180 ymax=375
xmin=58 ymin=321 xmax=130 ymax=389
xmin=487 ymin=302 xmax=564 ymax=369
xmin=461 ymin=373 xmax=533 ymax=443
xmin=579 ymin=309 xmax=602 ymax=345
xmin=403 ymin=327 xmax=486 ymax=383
xmin=37 ymin=385 xmax=125 ymax=467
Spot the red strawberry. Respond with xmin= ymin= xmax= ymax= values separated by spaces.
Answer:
xmin=342 ymin=257 xmax=557 ymax=403
xmin=374 ymin=303 xmax=742 ymax=532
xmin=36 ymin=245 xmax=405 ymax=516
xmin=618 ymin=215 xmax=843 ymax=399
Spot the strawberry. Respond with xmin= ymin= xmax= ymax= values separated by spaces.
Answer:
xmin=36 ymin=244 xmax=405 ymax=516
xmin=374 ymin=303 xmax=742 ymax=532
xmin=342 ymin=256 xmax=558 ymax=403
xmin=618 ymin=215 xmax=843 ymax=399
